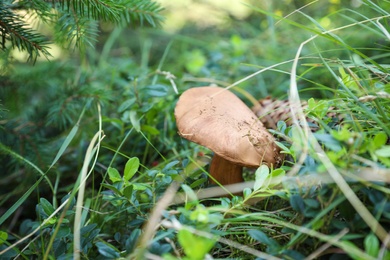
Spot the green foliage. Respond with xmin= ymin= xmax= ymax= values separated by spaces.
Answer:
xmin=176 ymin=229 xmax=216 ymax=260
xmin=0 ymin=2 xmax=51 ymax=62
xmin=0 ymin=0 xmax=163 ymax=61
xmin=1 ymin=0 xmax=390 ymax=259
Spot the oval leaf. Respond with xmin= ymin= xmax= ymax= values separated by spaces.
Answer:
xmin=0 ymin=231 xmax=8 ymax=246
xmin=290 ymin=194 xmax=305 ymax=214
xmin=129 ymin=110 xmax=140 ymax=132
xmin=40 ymin=198 xmax=55 ymax=216
xmin=178 ymin=229 xmax=216 ymax=259
xmin=254 ymin=165 xmax=269 ymax=190
xmin=375 ymin=145 xmax=390 ymax=157
xmin=108 ymin=167 xmax=122 ymax=183
xmin=364 ymin=233 xmax=379 ymax=257
xmin=123 ymin=185 xmax=134 ymax=200
xmin=124 ymin=157 xmax=139 ymax=182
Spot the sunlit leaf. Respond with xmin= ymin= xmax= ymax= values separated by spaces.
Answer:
xmin=178 ymin=229 xmax=216 ymax=259
xmin=108 ymin=167 xmax=122 ymax=183
xmin=254 ymin=165 xmax=269 ymax=190
xmin=124 ymin=157 xmax=139 ymax=182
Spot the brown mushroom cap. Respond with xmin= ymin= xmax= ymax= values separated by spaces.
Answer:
xmin=175 ymin=86 xmax=282 ymax=167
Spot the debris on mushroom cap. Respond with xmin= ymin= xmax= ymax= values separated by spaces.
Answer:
xmin=174 ymin=86 xmax=282 ymax=167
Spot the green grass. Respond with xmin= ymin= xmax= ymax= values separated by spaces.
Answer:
xmin=1 ymin=1 xmax=390 ymax=259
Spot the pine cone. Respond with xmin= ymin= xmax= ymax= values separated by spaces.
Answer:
xmin=252 ymin=97 xmax=340 ymax=130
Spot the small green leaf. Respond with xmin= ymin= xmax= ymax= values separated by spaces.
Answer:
xmin=123 ymin=185 xmax=134 ymax=199
xmin=124 ymin=157 xmax=139 ymax=182
xmin=132 ymin=183 xmax=149 ymax=191
xmin=189 ymin=178 xmax=207 ymax=189
xmin=331 ymin=126 xmax=352 ymax=142
xmin=243 ymin=188 xmax=252 ymax=199
xmin=118 ymin=98 xmax=136 ymax=113
xmin=95 ymin=241 xmax=120 ymax=258
xmin=101 ymin=183 xmax=122 ymax=195
xmin=290 ymin=194 xmax=305 ymax=214
xmin=40 ymin=198 xmax=55 ymax=216
xmin=248 ymin=230 xmax=280 ymax=253
xmin=307 ymin=98 xmax=316 ymax=110
xmin=375 ymin=146 xmax=390 ymax=157
xmin=312 ymin=218 xmax=324 ymax=230
xmin=304 ymin=198 xmax=320 ymax=208
xmin=0 ymin=231 xmax=8 ymax=246
xmin=145 ymin=84 xmax=168 ymax=97
xmin=141 ymin=125 xmax=160 ymax=135
xmin=270 ymin=168 xmax=285 ymax=178
xmin=254 ymin=165 xmax=269 ymax=190
xmin=129 ymin=110 xmax=140 ymax=132
xmin=190 ymin=205 xmax=209 ymax=223
xmin=178 ymin=229 xmax=216 ymax=259
xmin=275 ymin=141 xmax=290 ymax=153
xmin=108 ymin=167 xmax=122 ymax=183
xmin=373 ymin=132 xmax=387 ymax=148
xmin=181 ymin=184 xmax=198 ymax=202
xmin=364 ymin=233 xmax=379 ymax=257
xmin=184 ymin=49 xmax=207 ymax=74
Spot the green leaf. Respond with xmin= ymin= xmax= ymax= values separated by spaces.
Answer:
xmin=129 ymin=110 xmax=141 ymax=132
xmin=181 ymin=184 xmax=198 ymax=201
xmin=118 ymin=98 xmax=136 ymax=113
xmin=0 ymin=231 xmax=8 ymax=246
xmin=331 ymin=126 xmax=352 ymax=141
xmin=178 ymin=229 xmax=216 ymax=260
xmin=56 ymin=226 xmax=71 ymax=238
xmin=123 ymin=185 xmax=134 ymax=200
xmin=184 ymin=49 xmax=207 ymax=74
xmin=189 ymin=178 xmax=207 ymax=189
xmin=95 ymin=241 xmax=120 ymax=258
xmin=290 ymin=194 xmax=305 ymax=214
xmin=124 ymin=157 xmax=139 ymax=181
xmin=375 ymin=145 xmax=390 ymax=157
xmin=40 ymin=198 xmax=55 ymax=216
xmin=108 ymin=167 xmax=122 ymax=183
xmin=364 ymin=233 xmax=379 ymax=257
xmin=248 ymin=230 xmax=280 ymax=253
xmin=311 ymin=218 xmax=324 ymax=230
xmin=243 ymin=188 xmax=252 ymax=199
xmin=100 ymin=183 xmax=122 ymax=196
xmin=254 ymin=165 xmax=269 ymax=190
xmin=141 ymin=125 xmax=160 ymax=136
xmin=373 ymin=132 xmax=387 ymax=148
xmin=145 ymin=84 xmax=168 ymax=97
xmin=304 ymin=198 xmax=320 ymax=208
xmin=338 ymin=67 xmax=362 ymax=95
xmin=132 ymin=183 xmax=149 ymax=191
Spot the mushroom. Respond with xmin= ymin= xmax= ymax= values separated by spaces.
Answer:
xmin=174 ymin=86 xmax=282 ymax=186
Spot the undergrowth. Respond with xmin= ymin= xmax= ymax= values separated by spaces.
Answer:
xmin=1 ymin=1 xmax=390 ymax=259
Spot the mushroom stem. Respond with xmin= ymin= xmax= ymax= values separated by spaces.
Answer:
xmin=209 ymin=154 xmax=244 ymax=185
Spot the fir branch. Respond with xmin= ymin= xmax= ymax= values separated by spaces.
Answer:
xmin=0 ymin=3 xmax=51 ymax=62
xmin=0 ymin=0 xmax=164 ymax=62
xmin=15 ymin=0 xmax=54 ymax=23
xmin=122 ymin=0 xmax=164 ymax=27
xmin=55 ymin=12 xmax=99 ymax=49
xmin=58 ymin=0 xmax=125 ymax=23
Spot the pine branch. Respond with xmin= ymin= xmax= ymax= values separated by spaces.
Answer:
xmin=0 ymin=0 xmax=164 ymax=62
xmin=59 ymin=0 xmax=125 ymax=23
xmin=122 ymin=0 xmax=164 ymax=27
xmin=0 ymin=3 xmax=51 ymax=62
xmin=55 ymin=13 xmax=99 ymax=49
xmin=57 ymin=0 xmax=164 ymax=26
